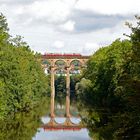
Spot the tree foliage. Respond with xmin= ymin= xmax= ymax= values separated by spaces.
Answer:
xmin=0 ymin=13 xmax=49 ymax=120
xmin=77 ymin=16 xmax=140 ymax=140
xmin=0 ymin=97 xmax=49 ymax=140
xmin=55 ymin=75 xmax=80 ymax=105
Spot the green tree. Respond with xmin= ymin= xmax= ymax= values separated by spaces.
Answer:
xmin=55 ymin=75 xmax=66 ymax=105
xmin=77 ymin=16 xmax=140 ymax=139
xmin=0 ymin=13 xmax=50 ymax=119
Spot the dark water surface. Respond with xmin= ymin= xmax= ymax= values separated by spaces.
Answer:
xmin=0 ymin=99 xmax=90 ymax=140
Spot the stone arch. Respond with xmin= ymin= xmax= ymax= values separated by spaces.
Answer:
xmin=55 ymin=59 xmax=67 ymax=68
xmin=70 ymin=59 xmax=82 ymax=67
xmin=70 ymin=59 xmax=82 ymax=71
xmin=42 ymin=59 xmax=51 ymax=66
xmin=41 ymin=54 xmax=89 ymax=118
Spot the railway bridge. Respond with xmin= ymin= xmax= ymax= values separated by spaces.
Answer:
xmin=41 ymin=53 xmax=89 ymax=119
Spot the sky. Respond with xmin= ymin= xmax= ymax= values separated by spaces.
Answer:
xmin=33 ymin=117 xmax=90 ymax=140
xmin=0 ymin=0 xmax=140 ymax=55
xmin=33 ymin=128 xmax=90 ymax=140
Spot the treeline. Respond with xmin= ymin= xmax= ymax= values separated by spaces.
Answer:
xmin=0 ymin=13 xmax=49 ymax=120
xmin=77 ymin=16 xmax=140 ymax=139
xmin=0 ymin=98 xmax=50 ymax=140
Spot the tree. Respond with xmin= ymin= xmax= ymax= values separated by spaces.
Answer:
xmin=77 ymin=17 xmax=140 ymax=139
xmin=0 ymin=13 xmax=50 ymax=120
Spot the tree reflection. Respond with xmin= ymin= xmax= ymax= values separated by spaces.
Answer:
xmin=0 ymin=98 xmax=50 ymax=140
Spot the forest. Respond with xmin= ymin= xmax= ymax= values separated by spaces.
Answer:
xmin=77 ymin=16 xmax=140 ymax=140
xmin=0 ymin=13 xmax=49 ymax=120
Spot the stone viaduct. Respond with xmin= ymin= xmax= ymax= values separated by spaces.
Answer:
xmin=41 ymin=53 xmax=89 ymax=119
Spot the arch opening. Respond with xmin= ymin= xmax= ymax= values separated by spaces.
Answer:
xmin=55 ymin=60 xmax=66 ymax=68
xmin=70 ymin=60 xmax=81 ymax=70
xmin=42 ymin=59 xmax=51 ymax=66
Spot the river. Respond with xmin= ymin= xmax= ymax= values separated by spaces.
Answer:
xmin=33 ymin=117 xmax=90 ymax=140
xmin=0 ymin=98 xmax=91 ymax=140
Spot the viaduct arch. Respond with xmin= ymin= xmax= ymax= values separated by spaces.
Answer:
xmin=41 ymin=53 xmax=89 ymax=118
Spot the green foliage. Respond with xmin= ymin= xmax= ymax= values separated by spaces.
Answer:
xmin=55 ymin=75 xmax=66 ymax=105
xmin=0 ymin=13 xmax=49 ymax=119
xmin=70 ymin=75 xmax=80 ymax=102
xmin=77 ymin=16 xmax=140 ymax=140
xmin=0 ymin=13 xmax=9 ymax=42
xmin=0 ymin=97 xmax=49 ymax=140
xmin=55 ymin=75 xmax=80 ymax=106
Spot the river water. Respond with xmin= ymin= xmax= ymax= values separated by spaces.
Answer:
xmin=33 ymin=117 xmax=90 ymax=140
xmin=32 ymin=102 xmax=91 ymax=140
xmin=0 ymin=99 xmax=91 ymax=140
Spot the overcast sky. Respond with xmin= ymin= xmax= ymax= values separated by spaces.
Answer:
xmin=0 ymin=0 xmax=140 ymax=55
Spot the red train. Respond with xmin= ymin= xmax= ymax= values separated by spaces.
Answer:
xmin=42 ymin=53 xmax=90 ymax=59
xmin=43 ymin=53 xmax=82 ymax=57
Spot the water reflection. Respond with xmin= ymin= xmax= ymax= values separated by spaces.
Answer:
xmin=33 ymin=127 xmax=89 ymax=140
xmin=42 ymin=117 xmax=81 ymax=124
xmin=33 ymin=101 xmax=91 ymax=140
xmin=0 ymin=112 xmax=42 ymax=139
xmin=0 ymin=98 xmax=49 ymax=140
xmin=34 ymin=116 xmax=89 ymax=140
xmin=0 ymin=98 xmax=90 ymax=140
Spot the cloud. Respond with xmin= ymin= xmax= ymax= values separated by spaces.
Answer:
xmin=0 ymin=0 xmax=77 ymax=26
xmin=0 ymin=0 xmax=37 ymax=5
xmin=60 ymin=20 xmax=75 ymax=32
xmin=53 ymin=41 xmax=64 ymax=49
xmin=0 ymin=0 xmax=139 ymax=55
xmin=75 ymin=0 xmax=140 ymax=15
xmin=70 ymin=10 xmax=132 ymax=33
xmin=0 ymin=0 xmax=134 ymax=33
xmin=85 ymin=43 xmax=99 ymax=50
xmin=23 ymin=0 xmax=77 ymax=24
xmin=82 ymin=42 xmax=100 ymax=55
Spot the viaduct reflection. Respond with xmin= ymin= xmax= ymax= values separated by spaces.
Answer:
xmin=41 ymin=53 xmax=89 ymax=131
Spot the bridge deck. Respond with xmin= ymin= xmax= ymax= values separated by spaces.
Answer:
xmin=42 ymin=125 xmax=83 ymax=131
xmin=42 ymin=53 xmax=89 ymax=59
